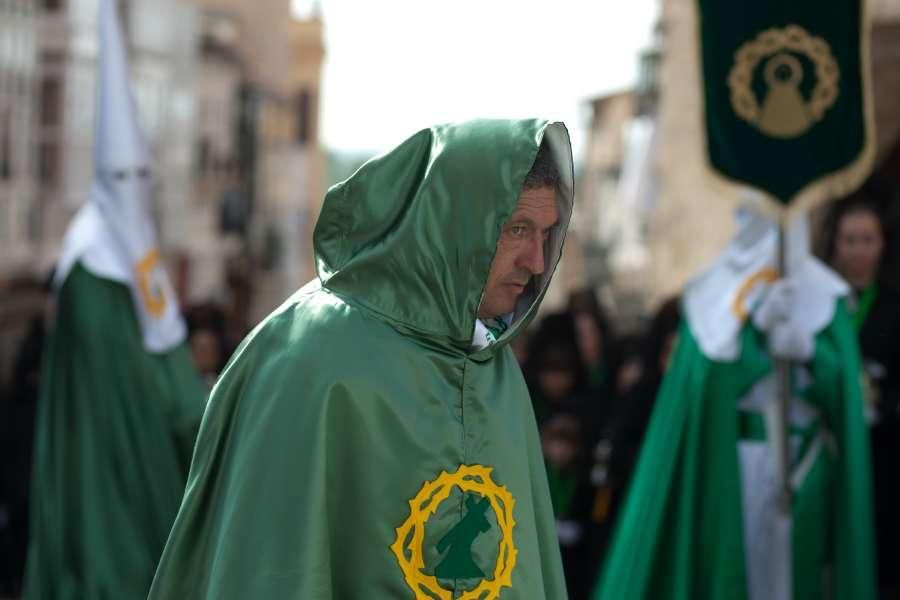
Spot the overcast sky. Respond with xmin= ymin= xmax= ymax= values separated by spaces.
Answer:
xmin=292 ymin=0 xmax=660 ymax=159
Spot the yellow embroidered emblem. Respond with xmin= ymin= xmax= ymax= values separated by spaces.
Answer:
xmin=731 ymin=268 xmax=779 ymax=321
xmin=391 ymin=464 xmax=517 ymax=600
xmin=728 ymin=25 xmax=840 ymax=139
xmin=135 ymin=248 xmax=167 ymax=318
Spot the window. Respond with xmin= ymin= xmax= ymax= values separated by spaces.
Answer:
xmin=27 ymin=199 xmax=43 ymax=242
xmin=295 ymin=89 xmax=312 ymax=144
xmin=0 ymin=109 xmax=11 ymax=180
xmin=195 ymin=137 xmax=211 ymax=175
xmin=38 ymin=141 xmax=60 ymax=184
xmin=41 ymin=50 xmax=64 ymax=65
xmin=117 ymin=0 xmax=130 ymax=39
xmin=39 ymin=76 xmax=62 ymax=127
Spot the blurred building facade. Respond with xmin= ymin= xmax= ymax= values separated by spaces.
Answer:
xmin=187 ymin=7 xmax=245 ymax=306
xmin=0 ymin=0 xmax=197 ymax=274
xmin=0 ymin=0 xmax=41 ymax=387
xmin=0 ymin=1 xmax=39 ymax=275
xmin=190 ymin=0 xmax=325 ymax=322
xmin=0 ymin=0 xmax=325 ymax=384
xmin=0 ymin=0 xmax=325 ymax=314
xmin=575 ymin=32 xmax=661 ymax=330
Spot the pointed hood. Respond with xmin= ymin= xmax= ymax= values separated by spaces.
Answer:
xmin=94 ymin=0 xmax=151 ymax=174
xmin=53 ymin=0 xmax=184 ymax=353
xmin=314 ymin=119 xmax=574 ymax=354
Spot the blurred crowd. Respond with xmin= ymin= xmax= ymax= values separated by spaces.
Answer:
xmin=514 ymin=288 xmax=681 ymax=600
xmin=0 ymin=196 xmax=897 ymax=599
xmin=524 ymin=197 xmax=899 ymax=599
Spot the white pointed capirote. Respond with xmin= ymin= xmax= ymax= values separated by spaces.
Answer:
xmin=94 ymin=0 xmax=150 ymax=173
xmin=54 ymin=0 xmax=185 ymax=352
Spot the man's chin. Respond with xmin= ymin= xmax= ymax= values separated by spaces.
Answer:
xmin=479 ymin=301 xmax=515 ymax=320
xmin=494 ymin=294 xmax=521 ymax=317
xmin=479 ymin=285 xmax=529 ymax=319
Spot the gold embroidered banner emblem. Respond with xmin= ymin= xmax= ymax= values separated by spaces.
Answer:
xmin=728 ymin=25 xmax=840 ymax=139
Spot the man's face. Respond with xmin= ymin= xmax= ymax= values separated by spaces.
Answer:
xmin=834 ymin=210 xmax=883 ymax=289
xmin=479 ymin=186 xmax=558 ymax=318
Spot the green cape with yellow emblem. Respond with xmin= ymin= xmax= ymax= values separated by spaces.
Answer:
xmin=149 ymin=119 xmax=574 ymax=599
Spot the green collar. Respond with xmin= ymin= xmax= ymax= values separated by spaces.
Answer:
xmin=483 ymin=316 xmax=509 ymax=341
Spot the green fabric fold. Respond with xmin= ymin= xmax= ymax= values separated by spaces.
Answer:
xmin=25 ymin=264 xmax=206 ymax=599
xmin=595 ymin=302 xmax=875 ymax=600
xmin=149 ymin=119 xmax=573 ymax=599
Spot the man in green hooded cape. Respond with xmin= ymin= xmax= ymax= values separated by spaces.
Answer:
xmin=149 ymin=119 xmax=574 ymax=599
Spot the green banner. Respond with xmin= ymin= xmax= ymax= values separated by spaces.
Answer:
xmin=698 ymin=0 xmax=873 ymax=208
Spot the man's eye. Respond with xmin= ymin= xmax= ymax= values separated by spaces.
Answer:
xmin=541 ymin=229 xmax=551 ymax=242
xmin=509 ymin=225 xmax=527 ymax=237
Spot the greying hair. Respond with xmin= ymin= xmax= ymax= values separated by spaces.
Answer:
xmin=522 ymin=142 xmax=560 ymax=191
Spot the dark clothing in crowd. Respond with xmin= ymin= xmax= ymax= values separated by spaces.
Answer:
xmin=524 ymin=312 xmax=587 ymax=422
xmin=522 ymin=298 xmax=679 ymax=598
xmin=0 ymin=316 xmax=44 ymax=596
xmin=525 ymin=311 xmax=618 ymax=438
xmin=583 ymin=364 xmax=666 ymax=575
xmin=604 ymin=295 xmax=679 ymax=501
xmin=185 ymin=302 xmax=231 ymax=387
xmin=547 ymin=460 xmax=598 ymax=600
xmin=524 ymin=312 xmax=612 ymax=598
xmin=858 ymin=284 xmax=900 ymax=594
xmin=860 ymin=284 xmax=900 ymax=418
xmin=540 ymin=412 xmax=598 ymax=600
xmin=577 ymin=296 xmax=680 ymax=581
xmin=606 ymin=374 xmax=661 ymax=495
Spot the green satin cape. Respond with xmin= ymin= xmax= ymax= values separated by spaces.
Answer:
xmin=24 ymin=264 xmax=206 ymax=599
xmin=594 ymin=303 xmax=875 ymax=600
xmin=149 ymin=119 xmax=573 ymax=599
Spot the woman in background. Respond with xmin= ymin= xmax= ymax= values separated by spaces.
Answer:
xmin=828 ymin=199 xmax=900 ymax=600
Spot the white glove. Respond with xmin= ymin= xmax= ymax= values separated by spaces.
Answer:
xmin=752 ymin=279 xmax=814 ymax=361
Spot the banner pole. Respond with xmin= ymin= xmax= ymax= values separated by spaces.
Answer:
xmin=776 ymin=222 xmax=793 ymax=516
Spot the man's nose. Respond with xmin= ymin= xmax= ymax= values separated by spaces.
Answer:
xmin=517 ymin=236 xmax=546 ymax=275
